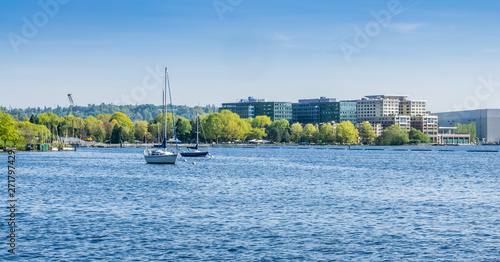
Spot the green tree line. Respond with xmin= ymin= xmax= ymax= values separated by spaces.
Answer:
xmin=1 ymin=103 xmax=217 ymax=122
xmin=375 ymin=125 xmax=430 ymax=145
xmin=3 ymin=108 xmax=475 ymax=147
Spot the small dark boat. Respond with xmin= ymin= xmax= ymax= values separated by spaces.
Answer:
xmin=180 ymin=149 xmax=209 ymax=157
xmin=180 ymin=115 xmax=209 ymax=157
xmin=153 ymin=140 xmax=165 ymax=148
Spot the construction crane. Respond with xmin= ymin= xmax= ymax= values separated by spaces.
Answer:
xmin=67 ymin=94 xmax=82 ymax=139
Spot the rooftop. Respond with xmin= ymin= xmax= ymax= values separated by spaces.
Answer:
xmin=364 ymin=95 xmax=409 ymax=100
xmin=298 ymin=97 xmax=337 ymax=104
xmin=239 ymin=96 xmax=267 ymax=103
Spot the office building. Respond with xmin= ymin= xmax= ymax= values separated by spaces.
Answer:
xmin=292 ymin=97 xmax=357 ymax=124
xmin=220 ymin=97 xmax=293 ymax=121
xmin=356 ymin=95 xmax=436 ymax=137
xmin=434 ymin=109 xmax=500 ymax=143
xmin=411 ymin=115 xmax=439 ymax=142
xmin=219 ymin=103 xmax=255 ymax=118
xmin=292 ymin=103 xmax=320 ymax=124
xmin=436 ymin=127 xmax=471 ymax=145
xmin=357 ymin=95 xmax=405 ymax=123
xmin=399 ymin=99 xmax=427 ymax=116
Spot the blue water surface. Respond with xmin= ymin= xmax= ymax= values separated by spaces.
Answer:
xmin=2 ymin=146 xmax=500 ymax=261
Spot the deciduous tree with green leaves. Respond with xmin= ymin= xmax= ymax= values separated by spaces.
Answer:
xmin=15 ymin=121 xmax=37 ymax=145
xmin=202 ymin=113 xmax=226 ymax=143
xmin=105 ymin=119 xmax=120 ymax=141
xmin=134 ymin=121 xmax=149 ymax=142
xmin=302 ymin=123 xmax=319 ymax=143
xmin=269 ymin=119 xmax=290 ymax=132
xmin=267 ymin=119 xmax=290 ymax=143
xmin=455 ymin=122 xmax=478 ymax=142
xmin=15 ymin=120 xmax=51 ymax=145
xmin=376 ymin=125 xmax=409 ymax=145
xmin=110 ymin=112 xmax=135 ymax=135
xmin=111 ymin=123 xmax=134 ymax=143
xmin=243 ymin=115 xmax=270 ymax=140
xmin=175 ymin=118 xmax=192 ymax=143
xmin=359 ymin=121 xmax=376 ymax=144
xmin=251 ymin=116 xmax=272 ymax=128
xmin=319 ymin=123 xmax=335 ymax=144
xmin=409 ymin=128 xmax=430 ymax=144
xmin=336 ymin=121 xmax=359 ymax=145
xmin=0 ymin=111 xmax=19 ymax=147
xmin=290 ymin=122 xmax=303 ymax=143
xmin=96 ymin=114 xmax=112 ymax=123
xmin=223 ymin=120 xmax=245 ymax=141
xmin=83 ymin=116 xmax=105 ymax=142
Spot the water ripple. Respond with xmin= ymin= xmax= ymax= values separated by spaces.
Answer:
xmin=4 ymin=146 xmax=499 ymax=261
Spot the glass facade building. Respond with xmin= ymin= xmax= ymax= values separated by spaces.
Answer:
xmin=292 ymin=99 xmax=357 ymax=124
xmin=292 ymin=104 xmax=320 ymax=124
xmin=220 ymin=98 xmax=292 ymax=121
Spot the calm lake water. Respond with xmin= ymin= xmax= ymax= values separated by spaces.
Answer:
xmin=4 ymin=146 xmax=500 ymax=261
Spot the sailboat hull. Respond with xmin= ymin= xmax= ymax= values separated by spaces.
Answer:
xmin=180 ymin=151 xmax=209 ymax=157
xmin=144 ymin=150 xmax=178 ymax=164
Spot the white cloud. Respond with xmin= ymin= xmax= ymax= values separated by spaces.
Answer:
xmin=389 ymin=23 xmax=427 ymax=34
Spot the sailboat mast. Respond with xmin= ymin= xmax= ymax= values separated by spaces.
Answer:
xmin=160 ymin=90 xmax=163 ymax=144
xmin=167 ymin=68 xmax=179 ymax=151
xmin=196 ymin=114 xmax=199 ymax=146
xmin=164 ymin=68 xmax=168 ymax=150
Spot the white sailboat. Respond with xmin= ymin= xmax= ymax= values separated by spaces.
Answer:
xmin=144 ymin=68 xmax=179 ymax=164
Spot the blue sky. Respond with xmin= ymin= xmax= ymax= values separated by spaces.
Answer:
xmin=1 ymin=0 xmax=500 ymax=112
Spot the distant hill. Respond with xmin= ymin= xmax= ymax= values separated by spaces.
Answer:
xmin=1 ymin=103 xmax=218 ymax=122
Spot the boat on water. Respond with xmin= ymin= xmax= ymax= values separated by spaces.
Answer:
xmin=180 ymin=147 xmax=209 ymax=157
xmin=143 ymin=148 xmax=178 ymax=164
xmin=181 ymin=114 xmax=209 ymax=157
xmin=144 ymin=68 xmax=179 ymax=164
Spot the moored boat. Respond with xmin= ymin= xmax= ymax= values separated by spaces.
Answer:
xmin=144 ymin=67 xmax=179 ymax=164
xmin=144 ymin=148 xmax=178 ymax=164
xmin=180 ymin=114 xmax=209 ymax=158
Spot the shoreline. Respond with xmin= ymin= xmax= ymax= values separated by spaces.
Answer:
xmin=4 ymin=144 xmax=498 ymax=153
